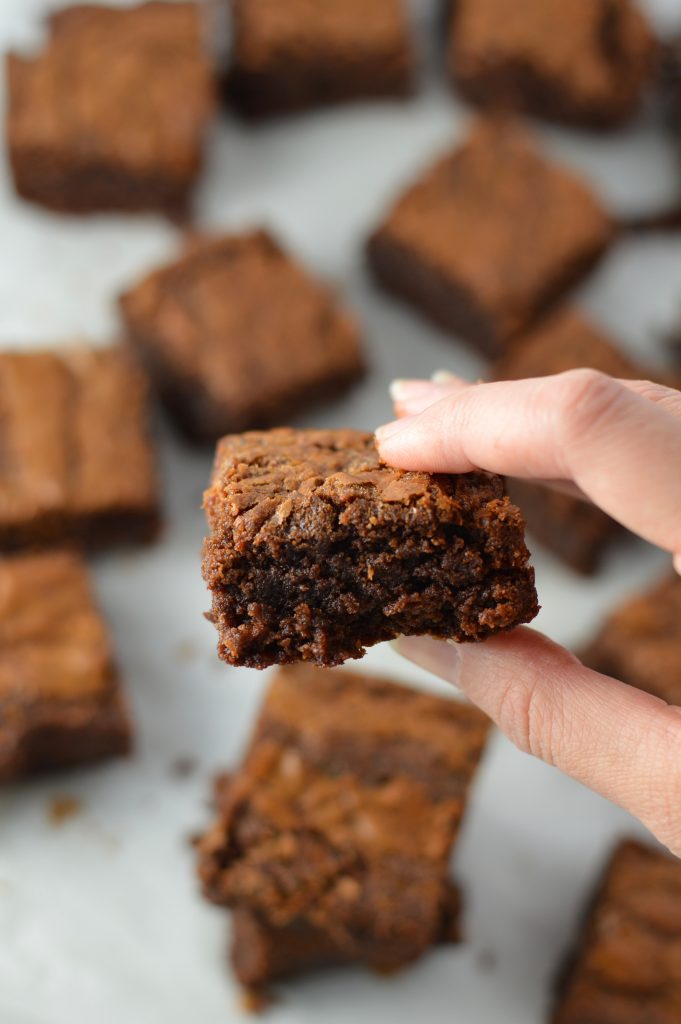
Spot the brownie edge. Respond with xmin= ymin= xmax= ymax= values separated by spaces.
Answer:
xmin=202 ymin=427 xmax=538 ymax=668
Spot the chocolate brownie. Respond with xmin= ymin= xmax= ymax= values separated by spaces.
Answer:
xmin=202 ymin=427 xmax=538 ymax=668
xmin=581 ymin=573 xmax=681 ymax=705
xmin=228 ymin=0 xmax=414 ymax=117
xmin=367 ymin=118 xmax=614 ymax=356
xmin=448 ymin=0 xmax=655 ymax=129
xmin=0 ymin=550 xmax=131 ymax=781
xmin=553 ymin=840 xmax=681 ymax=1024
xmin=0 ymin=346 xmax=160 ymax=552
xmin=198 ymin=664 xmax=490 ymax=986
xmin=493 ymin=307 xmax=649 ymax=574
xmin=120 ymin=230 xmax=365 ymax=443
xmin=7 ymin=2 xmax=215 ymax=217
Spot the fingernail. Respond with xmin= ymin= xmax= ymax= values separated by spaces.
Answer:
xmin=431 ymin=369 xmax=456 ymax=383
xmin=375 ymin=416 xmax=414 ymax=443
xmin=393 ymin=635 xmax=462 ymax=687
xmin=389 ymin=378 xmax=438 ymax=403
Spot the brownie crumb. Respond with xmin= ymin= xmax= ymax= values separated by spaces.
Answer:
xmin=47 ymin=794 xmax=83 ymax=826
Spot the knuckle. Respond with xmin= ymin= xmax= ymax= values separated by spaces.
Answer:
xmin=495 ymin=674 xmax=558 ymax=764
xmin=555 ymin=369 xmax=624 ymax=449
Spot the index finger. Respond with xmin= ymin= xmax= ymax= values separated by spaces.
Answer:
xmin=375 ymin=370 xmax=681 ymax=561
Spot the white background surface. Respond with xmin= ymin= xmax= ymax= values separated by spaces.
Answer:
xmin=0 ymin=1 xmax=680 ymax=1022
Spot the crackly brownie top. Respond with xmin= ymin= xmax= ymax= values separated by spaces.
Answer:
xmin=0 ymin=550 xmax=114 ymax=707
xmin=200 ymin=666 xmax=488 ymax=932
xmin=373 ymin=119 xmax=613 ymax=339
xmin=583 ymin=574 xmax=681 ymax=706
xmin=204 ymin=426 xmax=531 ymax=572
xmin=555 ymin=840 xmax=681 ymax=1024
xmin=0 ymin=346 xmax=157 ymax=531
xmin=8 ymin=2 xmax=214 ymax=172
xmin=452 ymin=0 xmax=654 ymax=112
xmin=232 ymin=0 xmax=411 ymax=60
xmin=120 ymin=231 xmax=362 ymax=412
xmin=494 ymin=308 xmax=644 ymax=381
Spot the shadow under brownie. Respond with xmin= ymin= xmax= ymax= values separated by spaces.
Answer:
xmin=6 ymin=2 xmax=215 ymax=217
xmin=202 ymin=427 xmax=539 ymax=668
xmin=0 ymin=345 xmax=160 ymax=552
xmin=0 ymin=550 xmax=131 ymax=781
xmin=120 ymin=230 xmax=365 ymax=443
xmin=197 ymin=664 xmax=490 ymax=987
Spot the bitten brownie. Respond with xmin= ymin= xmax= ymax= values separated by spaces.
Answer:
xmin=367 ymin=118 xmax=614 ymax=356
xmin=228 ymin=0 xmax=414 ymax=117
xmin=581 ymin=573 xmax=681 ymax=705
xmin=0 ymin=550 xmax=131 ymax=781
xmin=120 ymin=230 xmax=365 ymax=443
xmin=202 ymin=427 xmax=538 ymax=668
xmin=6 ymin=2 xmax=215 ymax=217
xmin=493 ymin=307 xmax=649 ymax=574
xmin=553 ymin=840 xmax=681 ymax=1024
xmin=448 ymin=0 xmax=655 ymax=130
xmin=197 ymin=664 xmax=490 ymax=986
xmin=0 ymin=346 xmax=159 ymax=552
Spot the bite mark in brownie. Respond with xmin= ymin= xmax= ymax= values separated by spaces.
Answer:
xmin=367 ymin=118 xmax=614 ymax=357
xmin=120 ymin=230 xmax=365 ymax=443
xmin=6 ymin=2 xmax=215 ymax=217
xmin=202 ymin=427 xmax=538 ymax=668
xmin=0 ymin=550 xmax=131 ymax=781
xmin=553 ymin=840 xmax=681 ymax=1024
xmin=197 ymin=664 xmax=490 ymax=986
xmin=581 ymin=572 xmax=681 ymax=705
xmin=0 ymin=346 xmax=160 ymax=552
xmin=228 ymin=0 xmax=414 ymax=117
xmin=448 ymin=0 xmax=656 ymax=129
xmin=493 ymin=307 xmax=655 ymax=574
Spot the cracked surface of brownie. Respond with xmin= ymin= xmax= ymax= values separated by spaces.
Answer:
xmin=198 ymin=665 xmax=490 ymax=984
xmin=202 ymin=427 xmax=538 ymax=667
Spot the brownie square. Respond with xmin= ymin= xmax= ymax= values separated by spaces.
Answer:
xmin=448 ymin=0 xmax=655 ymax=129
xmin=120 ymin=230 xmax=366 ymax=443
xmin=198 ymin=664 xmax=490 ymax=986
xmin=0 ymin=550 xmax=131 ymax=781
xmin=553 ymin=840 xmax=681 ymax=1024
xmin=0 ymin=346 xmax=160 ymax=552
xmin=367 ymin=118 xmax=614 ymax=356
xmin=493 ymin=307 xmax=648 ymax=574
xmin=581 ymin=573 xmax=681 ymax=705
xmin=228 ymin=0 xmax=414 ymax=117
xmin=7 ymin=2 xmax=215 ymax=217
xmin=202 ymin=427 xmax=538 ymax=668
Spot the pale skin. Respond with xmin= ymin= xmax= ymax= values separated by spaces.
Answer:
xmin=375 ymin=369 xmax=681 ymax=856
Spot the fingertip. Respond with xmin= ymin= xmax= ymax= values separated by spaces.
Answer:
xmin=392 ymin=635 xmax=462 ymax=686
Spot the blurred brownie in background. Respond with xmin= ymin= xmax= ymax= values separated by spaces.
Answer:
xmin=6 ymin=2 xmax=215 ymax=217
xmin=198 ymin=664 xmax=490 ymax=987
xmin=202 ymin=428 xmax=538 ymax=668
xmin=0 ymin=346 xmax=160 ymax=552
xmin=367 ymin=118 xmax=614 ymax=357
xmin=448 ymin=0 xmax=655 ymax=129
xmin=0 ymin=550 xmax=131 ymax=781
xmin=553 ymin=840 xmax=681 ymax=1024
xmin=493 ymin=307 xmax=653 ymax=574
xmin=228 ymin=0 xmax=414 ymax=117
xmin=582 ymin=572 xmax=681 ymax=704
xmin=120 ymin=230 xmax=365 ymax=443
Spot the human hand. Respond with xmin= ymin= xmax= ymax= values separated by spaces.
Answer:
xmin=376 ymin=369 xmax=681 ymax=855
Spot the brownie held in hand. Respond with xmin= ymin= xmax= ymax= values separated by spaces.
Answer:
xmin=449 ymin=0 xmax=655 ymax=129
xmin=120 ymin=230 xmax=365 ymax=442
xmin=553 ymin=840 xmax=681 ymax=1024
xmin=198 ymin=664 xmax=490 ymax=986
xmin=228 ymin=0 xmax=414 ymax=117
xmin=0 ymin=551 xmax=131 ymax=781
xmin=202 ymin=428 xmax=538 ymax=668
xmin=582 ymin=573 xmax=681 ymax=705
xmin=0 ymin=346 xmax=159 ymax=552
xmin=367 ymin=118 xmax=613 ymax=356
xmin=7 ymin=2 xmax=215 ymax=217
